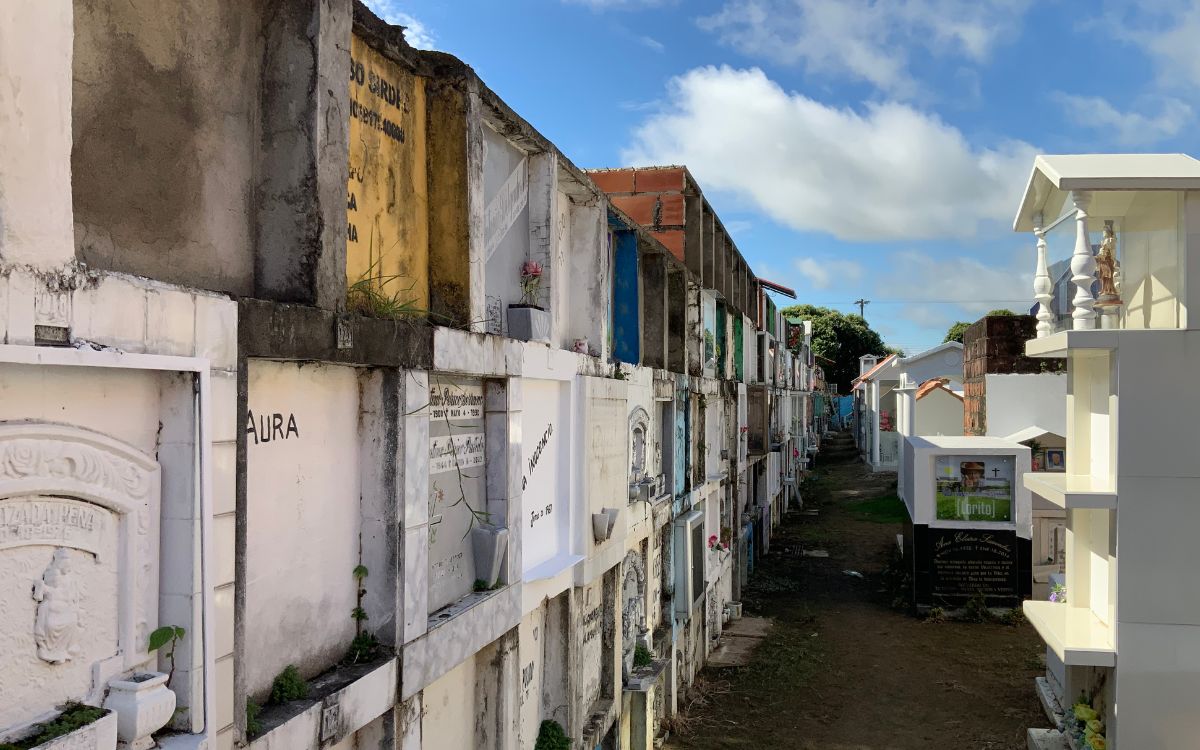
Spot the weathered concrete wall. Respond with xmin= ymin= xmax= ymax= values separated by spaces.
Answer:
xmin=0 ymin=1 xmax=75 ymax=269
xmin=426 ymin=75 xmax=473 ymax=327
xmin=517 ymin=605 xmax=546 ymax=745
xmin=71 ymin=0 xmax=265 ymax=295
xmin=563 ymin=198 xmax=607 ymax=355
xmin=482 ymin=126 xmax=531 ymax=335
xmin=421 ymin=653 xmax=476 ymax=749
xmin=255 ymin=0 xmax=351 ymax=308
xmin=243 ymin=360 xmax=362 ymax=698
xmin=347 ymin=34 xmax=429 ymax=310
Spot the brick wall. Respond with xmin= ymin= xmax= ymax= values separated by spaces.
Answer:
xmin=590 ymin=167 xmax=687 ymax=262
xmin=962 ymin=315 xmax=1063 ymax=435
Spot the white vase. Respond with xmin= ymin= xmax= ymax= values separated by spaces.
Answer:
xmin=471 ymin=524 xmax=509 ymax=588
xmin=104 ymin=672 xmax=176 ymax=750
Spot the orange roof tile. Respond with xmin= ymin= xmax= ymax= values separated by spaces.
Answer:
xmin=916 ymin=378 xmax=962 ymax=401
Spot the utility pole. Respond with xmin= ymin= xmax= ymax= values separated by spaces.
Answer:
xmin=854 ymin=298 xmax=870 ymax=318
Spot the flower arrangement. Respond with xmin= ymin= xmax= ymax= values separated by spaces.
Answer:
xmin=519 ymin=260 xmax=544 ymax=307
xmin=1067 ymin=699 xmax=1105 ymax=749
xmin=1049 ymin=582 xmax=1067 ymax=603
xmin=707 ymin=534 xmax=729 ymax=553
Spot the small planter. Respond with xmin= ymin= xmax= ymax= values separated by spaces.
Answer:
xmin=471 ymin=524 xmax=509 ymax=588
xmin=104 ymin=672 xmax=176 ymax=750
xmin=16 ymin=709 xmax=118 ymax=750
xmin=507 ymin=305 xmax=550 ymax=343
xmin=591 ymin=508 xmax=619 ymax=543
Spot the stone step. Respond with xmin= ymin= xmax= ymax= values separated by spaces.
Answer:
xmin=1035 ymin=675 xmax=1065 ymax=727
xmin=1027 ymin=728 xmax=1069 ymax=750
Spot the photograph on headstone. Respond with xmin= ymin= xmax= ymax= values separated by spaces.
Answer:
xmin=933 ymin=455 xmax=1014 ymax=522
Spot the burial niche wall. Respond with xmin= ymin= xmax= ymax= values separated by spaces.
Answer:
xmin=0 ymin=424 xmax=160 ymax=733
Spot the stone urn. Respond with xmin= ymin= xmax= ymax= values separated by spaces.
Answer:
xmin=104 ymin=672 xmax=176 ymax=750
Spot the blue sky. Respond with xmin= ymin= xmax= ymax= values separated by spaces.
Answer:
xmin=366 ymin=0 xmax=1200 ymax=354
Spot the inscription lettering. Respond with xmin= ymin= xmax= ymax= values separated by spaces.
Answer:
xmin=0 ymin=497 xmax=107 ymax=558
xmin=245 ymin=410 xmax=300 ymax=445
xmin=522 ymin=423 xmax=553 ymax=492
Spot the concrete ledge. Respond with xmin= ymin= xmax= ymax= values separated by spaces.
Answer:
xmin=250 ymin=656 xmax=397 ymax=750
xmin=401 ymin=584 xmax=521 ymax=699
xmin=624 ymin=659 xmax=668 ymax=692
xmin=238 ymin=298 xmax=433 ymax=368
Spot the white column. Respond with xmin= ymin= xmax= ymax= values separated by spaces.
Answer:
xmin=894 ymin=376 xmax=917 ymax=503
xmin=870 ymin=379 xmax=881 ymax=466
xmin=1033 ymin=212 xmax=1054 ymax=337
xmin=0 ymin=1 xmax=76 ymax=269
xmin=1069 ymin=191 xmax=1097 ymax=331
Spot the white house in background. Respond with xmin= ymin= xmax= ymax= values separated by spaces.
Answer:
xmin=855 ymin=343 xmax=964 ymax=480
xmin=913 ymin=378 xmax=964 ymax=437
xmin=852 ymin=353 xmax=893 ymax=466
xmin=1015 ymin=153 xmax=1200 ymax=750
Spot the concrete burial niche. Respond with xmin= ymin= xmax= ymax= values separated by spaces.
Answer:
xmin=0 ymin=348 xmax=217 ymax=748
xmin=902 ymin=436 xmax=1033 ymax=609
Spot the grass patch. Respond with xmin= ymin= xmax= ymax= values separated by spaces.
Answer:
xmin=1 ymin=704 xmax=107 ymax=749
xmin=850 ymin=494 xmax=909 ymax=524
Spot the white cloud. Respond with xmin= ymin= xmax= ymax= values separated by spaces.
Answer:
xmin=723 ymin=219 xmax=754 ymax=235
xmin=698 ymin=0 xmax=1030 ymax=97
xmin=807 ymin=248 xmax=1033 ymax=352
xmin=794 ymin=257 xmax=863 ymax=290
xmin=1052 ymin=92 xmax=1192 ymax=145
xmin=638 ymin=35 xmax=666 ymax=52
xmin=879 ymin=249 xmax=1031 ymax=335
xmin=363 ymin=2 xmax=436 ymax=49
xmin=1106 ymin=1 xmax=1200 ymax=90
xmin=621 ymin=66 xmax=1037 ymax=242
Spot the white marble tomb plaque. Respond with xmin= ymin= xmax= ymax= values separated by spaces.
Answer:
xmin=0 ymin=497 xmax=107 ymax=559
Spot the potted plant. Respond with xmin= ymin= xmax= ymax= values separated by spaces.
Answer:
xmin=507 ymin=261 xmax=550 ymax=343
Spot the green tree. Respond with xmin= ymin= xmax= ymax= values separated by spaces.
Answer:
xmin=782 ymin=304 xmax=892 ymax=394
xmin=986 ymin=309 xmax=1016 ymax=317
xmin=943 ymin=321 xmax=971 ymax=344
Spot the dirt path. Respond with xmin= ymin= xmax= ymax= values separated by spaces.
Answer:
xmin=666 ymin=431 xmax=1045 ymax=750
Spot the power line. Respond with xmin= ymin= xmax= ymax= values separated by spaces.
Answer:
xmin=854 ymin=298 xmax=869 ymax=317
xmin=830 ymin=299 xmax=1027 ymax=305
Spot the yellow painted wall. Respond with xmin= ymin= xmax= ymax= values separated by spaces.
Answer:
xmin=347 ymin=35 xmax=429 ymax=311
xmin=426 ymin=78 xmax=472 ymax=326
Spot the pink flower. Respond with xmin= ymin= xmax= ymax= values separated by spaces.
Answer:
xmin=521 ymin=260 xmax=543 ymax=278
xmin=708 ymin=534 xmax=717 ymax=546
